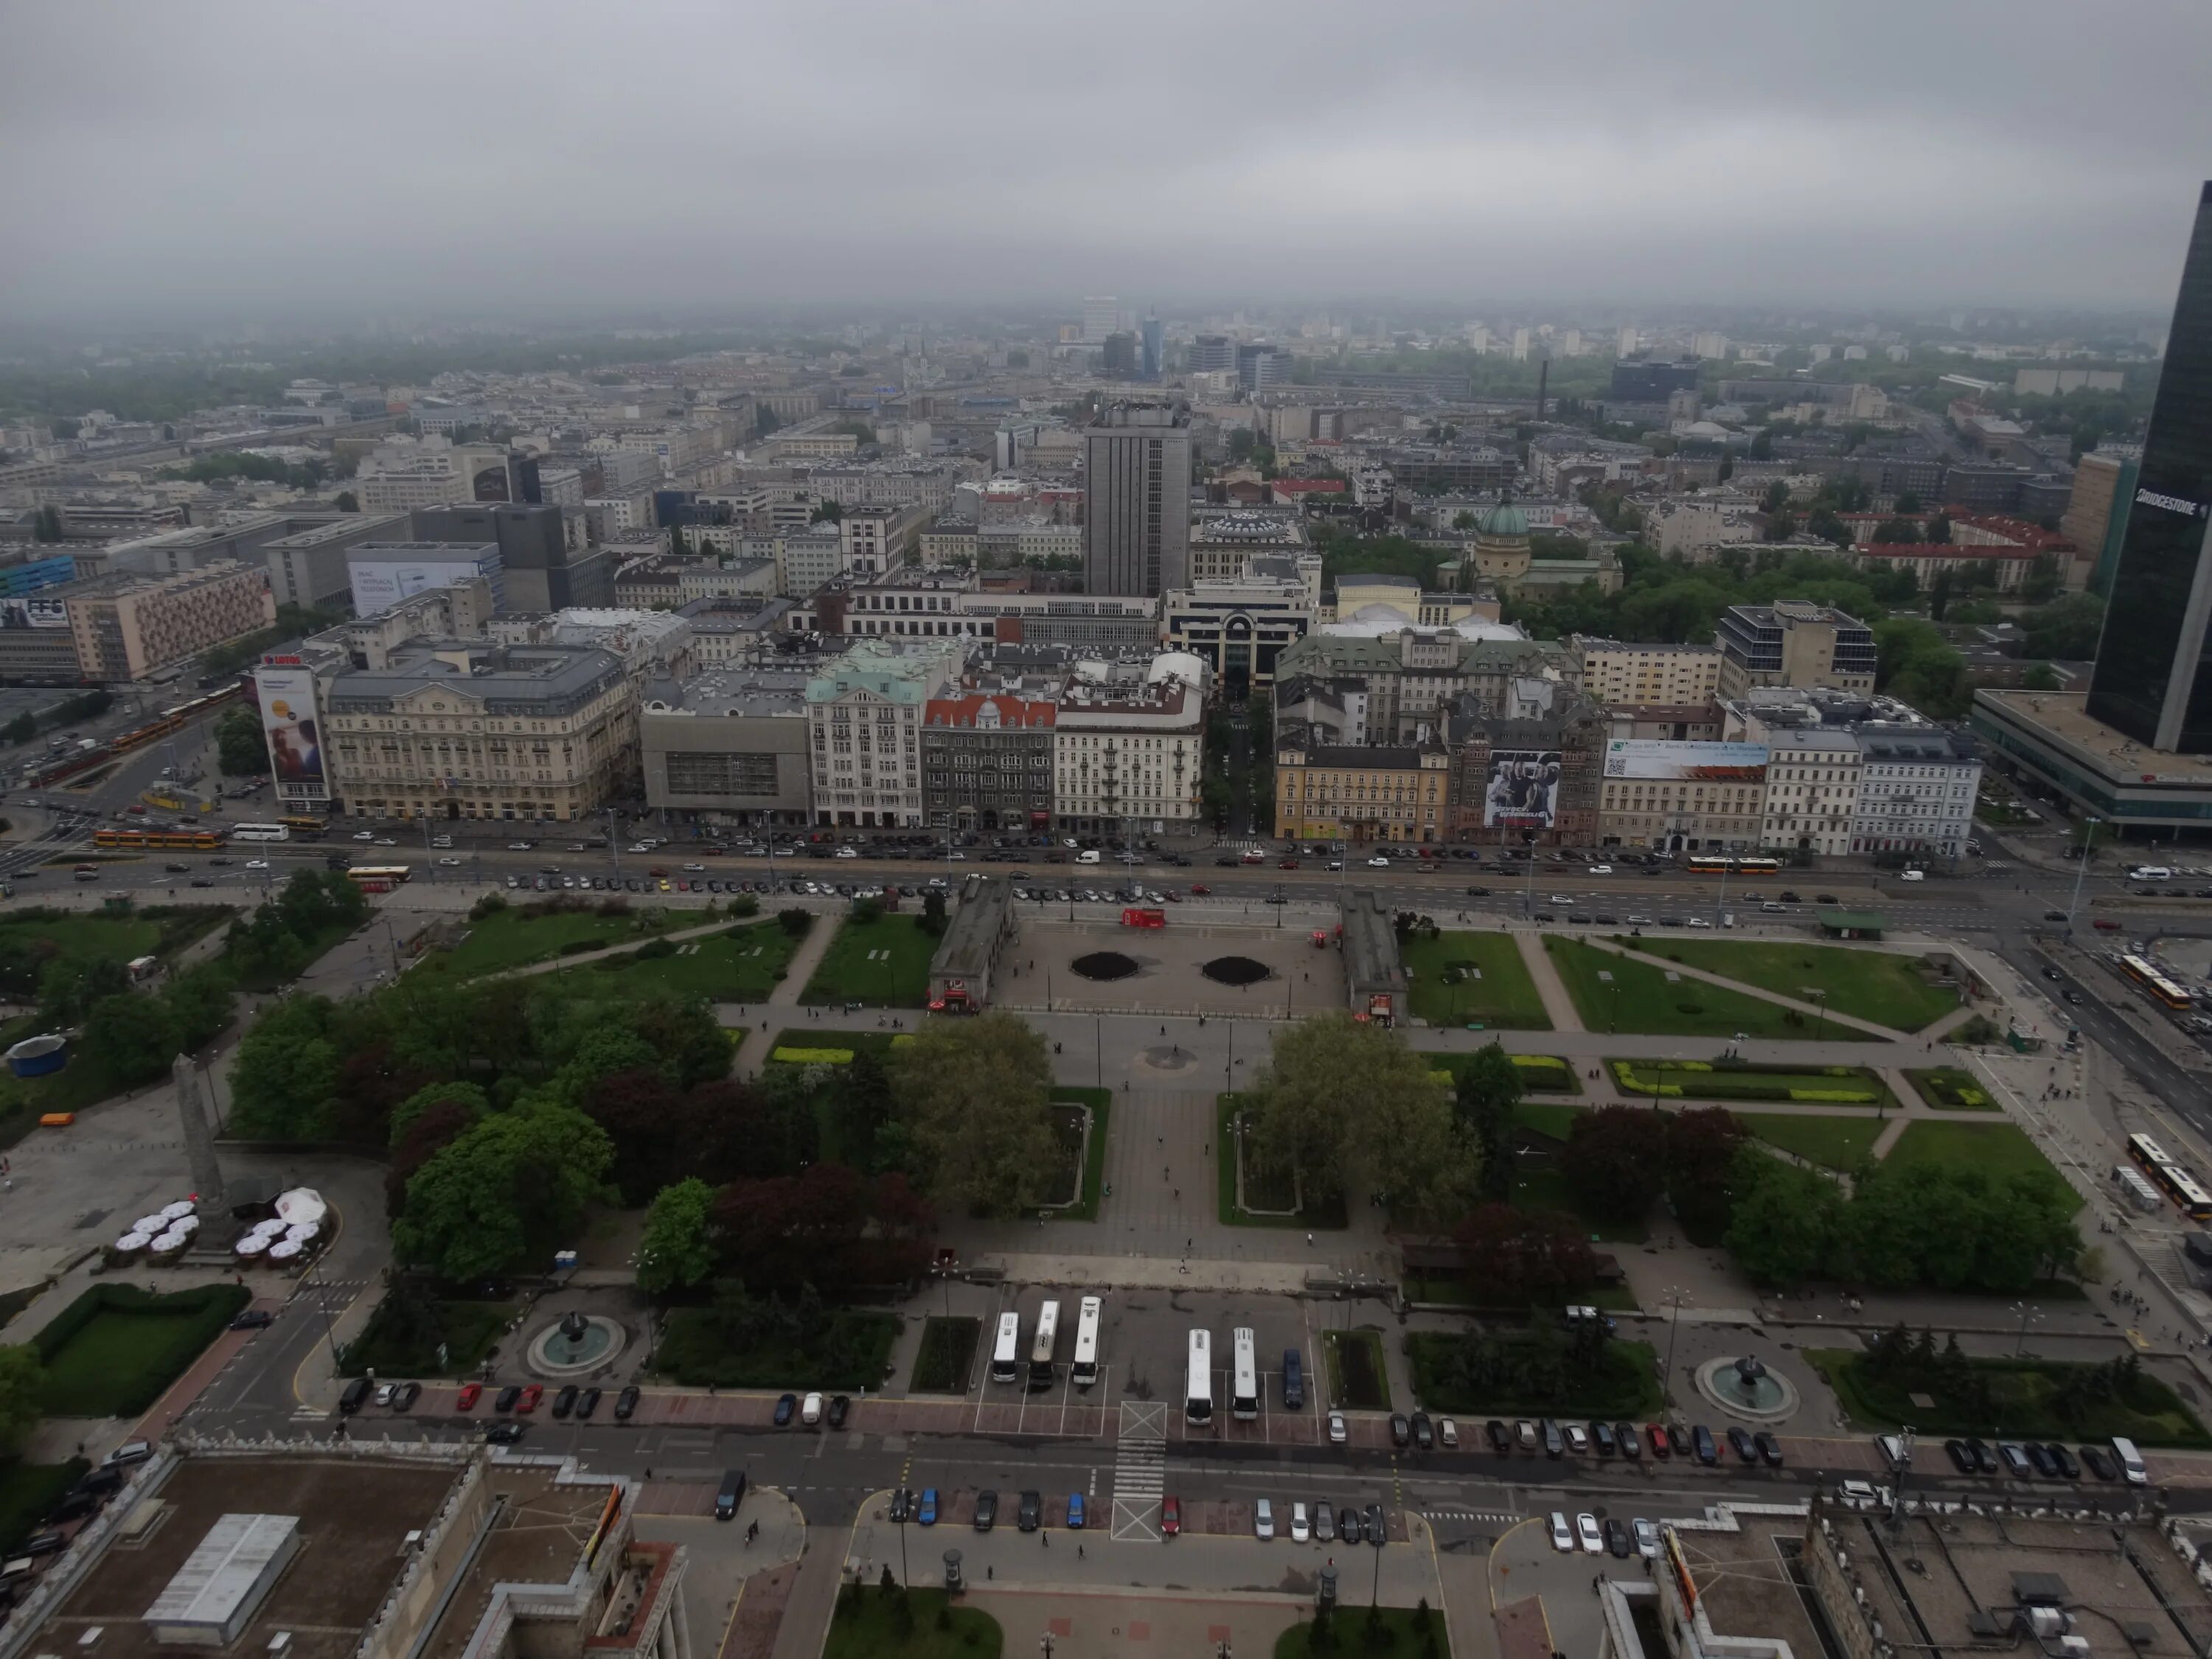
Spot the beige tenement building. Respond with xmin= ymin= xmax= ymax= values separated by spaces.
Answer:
xmin=1573 ymin=637 xmax=1723 ymax=706
xmin=322 ymin=641 xmax=637 ymax=821
xmin=63 ymin=560 xmax=276 ymax=681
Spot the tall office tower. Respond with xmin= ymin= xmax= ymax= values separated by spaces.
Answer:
xmin=1187 ymin=335 xmax=1236 ymax=373
xmin=1082 ymin=296 xmax=1120 ymax=342
xmin=1617 ymin=324 xmax=1638 ymax=357
xmin=1102 ymin=332 xmax=1138 ymax=376
xmin=2085 ymin=182 xmax=2212 ymax=751
xmin=1140 ymin=317 xmax=1164 ymax=378
xmin=1082 ymin=403 xmax=1192 ymax=597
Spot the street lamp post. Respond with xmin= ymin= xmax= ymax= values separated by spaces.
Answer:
xmin=1803 ymin=987 xmax=1829 ymax=1045
xmin=2065 ymin=817 xmax=2101 ymax=935
xmin=1661 ymin=1287 xmax=1688 ymax=1402
xmin=2012 ymin=1301 xmax=2044 ymax=1356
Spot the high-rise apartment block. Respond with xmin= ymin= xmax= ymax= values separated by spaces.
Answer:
xmin=1082 ymin=403 xmax=1192 ymax=597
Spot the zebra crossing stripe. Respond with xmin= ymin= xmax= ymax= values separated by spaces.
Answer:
xmin=1110 ymin=1401 xmax=1166 ymax=1541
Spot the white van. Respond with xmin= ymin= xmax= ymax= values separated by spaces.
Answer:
xmin=2129 ymin=866 xmax=2174 ymax=882
xmin=2110 ymin=1436 xmax=2149 ymax=1485
xmin=1075 ymin=849 xmax=1102 ymax=864
xmin=1900 ymin=869 xmax=1925 ymax=882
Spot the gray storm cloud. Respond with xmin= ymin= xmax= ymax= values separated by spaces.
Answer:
xmin=1 ymin=0 xmax=2206 ymax=319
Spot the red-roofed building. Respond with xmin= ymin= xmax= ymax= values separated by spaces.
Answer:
xmin=1269 ymin=477 xmax=1347 ymax=502
xmin=922 ymin=689 xmax=1059 ymax=830
xmin=1853 ymin=542 xmax=2044 ymax=591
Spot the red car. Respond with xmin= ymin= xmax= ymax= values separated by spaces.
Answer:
xmin=1189 ymin=883 xmax=1211 ymax=896
xmin=2092 ymin=919 xmax=2121 ymax=932
xmin=1161 ymin=1495 xmax=1180 ymax=1537
xmin=1646 ymin=1423 xmax=1671 ymax=1458
xmin=456 ymin=1383 xmax=482 ymax=1411
xmin=518 ymin=1385 xmax=544 ymax=1413
xmin=1279 ymin=858 xmax=1300 ymax=870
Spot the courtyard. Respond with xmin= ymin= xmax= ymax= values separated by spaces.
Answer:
xmin=992 ymin=915 xmax=1350 ymax=1018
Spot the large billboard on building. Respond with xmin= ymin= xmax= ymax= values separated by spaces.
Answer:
xmin=1481 ymin=750 xmax=1562 ymax=830
xmin=255 ymin=667 xmax=325 ymax=786
xmin=1601 ymin=739 xmax=1770 ymax=784
xmin=349 ymin=556 xmax=497 ymax=617
xmin=0 ymin=596 xmax=68 ymax=630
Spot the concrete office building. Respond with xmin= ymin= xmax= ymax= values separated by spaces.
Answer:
xmin=1714 ymin=602 xmax=1877 ymax=698
xmin=2087 ymin=181 xmax=2212 ymax=752
xmin=322 ymin=641 xmax=636 ymax=821
xmin=1162 ymin=563 xmax=1316 ymax=698
xmin=62 ymin=560 xmax=276 ymax=681
xmin=639 ymin=668 xmax=813 ymax=825
xmin=1082 ymin=403 xmax=1192 ymax=597
xmin=262 ymin=512 xmax=410 ymax=610
xmin=412 ymin=504 xmax=608 ymax=611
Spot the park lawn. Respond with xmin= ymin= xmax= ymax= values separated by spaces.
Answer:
xmin=1544 ymin=936 xmax=1876 ymax=1041
xmin=1883 ymin=1119 xmax=2073 ymax=1197
xmin=1040 ymin=1088 xmax=1110 ymax=1220
xmin=1405 ymin=1331 xmax=1661 ymax=1419
xmin=1504 ymin=1099 xmax=1648 ymax=1243
xmin=1906 ymin=1066 xmax=2000 ymax=1111
xmin=1808 ymin=1349 xmax=2211 ymax=1447
xmin=1610 ymin=1059 xmax=1891 ymax=1107
xmin=1324 ymin=1328 xmax=1392 ymax=1411
xmin=801 ymin=914 xmax=935 ymax=1008
xmin=655 ymin=1307 xmax=900 ymax=1391
xmin=0 ymin=1460 xmax=86 ymax=1555
xmin=0 ymin=907 xmax=206 ymax=968
xmin=1217 ymin=1094 xmax=1348 ymax=1230
xmin=908 ymin=1317 xmax=981 ymax=1393
xmin=338 ymin=1298 xmax=512 ymax=1377
xmin=1737 ymin=1112 xmax=1887 ymax=1172
xmin=1277 ymin=1607 xmax=1450 ymax=1659
xmin=431 ymin=904 xmax=683 ymax=978
xmin=580 ymin=921 xmax=800 ymax=1001
xmin=1401 ymin=931 xmax=1552 ymax=1029
xmin=1624 ymin=937 xmax=1961 ymax=1032
xmin=825 ymin=1587 xmax=1001 ymax=1659
xmin=34 ymin=1283 xmax=251 ymax=1418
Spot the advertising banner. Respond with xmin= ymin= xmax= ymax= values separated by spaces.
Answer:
xmin=255 ymin=667 xmax=324 ymax=786
xmin=0 ymin=596 xmax=68 ymax=630
xmin=1482 ymin=750 xmax=1562 ymax=830
xmin=1601 ymin=740 xmax=1769 ymax=784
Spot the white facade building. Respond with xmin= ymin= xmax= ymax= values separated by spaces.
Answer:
xmin=804 ymin=639 xmax=963 ymax=827
xmin=1757 ymin=729 xmax=1863 ymax=857
xmin=1053 ymin=672 xmax=1203 ymax=833
xmin=1850 ymin=728 xmax=1980 ymax=860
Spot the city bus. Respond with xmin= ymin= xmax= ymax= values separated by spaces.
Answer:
xmin=230 ymin=822 xmax=291 ymax=842
xmin=1071 ymin=1296 xmax=1103 ymax=1390
xmin=343 ymin=865 xmax=412 ymax=893
xmin=2126 ymin=1132 xmax=2212 ymax=1222
xmin=91 ymin=827 xmax=223 ymax=851
xmin=1184 ymin=1329 xmax=1213 ymax=1427
xmin=1683 ymin=855 xmax=1784 ymax=877
xmin=279 ymin=815 xmax=327 ymax=838
xmin=1028 ymin=1301 xmax=1060 ymax=1390
xmin=1231 ymin=1327 xmax=1260 ymax=1422
xmin=2118 ymin=952 xmax=2194 ymax=1010
xmin=990 ymin=1311 xmax=1022 ymax=1385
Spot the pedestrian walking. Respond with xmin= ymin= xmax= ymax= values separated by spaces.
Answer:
xmin=1042 ymin=1532 xmax=1048 ymax=1548
xmin=1077 ymin=1543 xmax=1085 ymax=1559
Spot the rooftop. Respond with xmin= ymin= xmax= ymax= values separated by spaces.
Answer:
xmin=1977 ymin=687 xmax=2212 ymax=785
xmin=645 ymin=668 xmax=811 ymax=717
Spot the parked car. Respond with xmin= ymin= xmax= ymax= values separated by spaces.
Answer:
xmin=456 ymin=1383 xmax=482 ymax=1411
xmin=974 ymin=1490 xmax=998 ymax=1531
xmin=1438 ymin=1417 xmax=1458 ymax=1449
xmin=614 ymin=1385 xmax=640 ymax=1421
xmin=801 ymin=1391 xmax=824 ymax=1427
xmin=551 ymin=1385 xmax=578 ymax=1419
xmin=1328 ymin=1411 xmax=1347 ymax=1444
xmin=1646 ymin=1422 xmax=1671 ymax=1458
xmin=1633 ymin=1518 xmax=1660 ymax=1559
xmin=485 ymin=1422 xmax=525 ymax=1444
xmin=1486 ymin=1419 xmax=1511 ymax=1453
xmin=229 ymin=1310 xmax=274 ymax=1330
xmin=1254 ymin=1498 xmax=1276 ymax=1540
xmin=1160 ymin=1495 xmax=1180 ymax=1536
xmin=1389 ymin=1413 xmax=1411 ymax=1448
xmin=1691 ymin=1425 xmax=1717 ymax=1464
xmin=918 ymin=1489 xmax=939 ymax=1526
xmin=1067 ymin=1493 xmax=1084 ymax=1530
xmin=391 ymin=1382 xmax=420 ymax=1412
xmin=828 ymin=1394 xmax=850 ymax=1429
xmin=1615 ymin=1422 xmax=1641 ymax=1458
xmin=773 ymin=1393 xmax=798 ymax=1427
xmin=1604 ymin=1517 xmax=1632 ymax=1558
xmin=1018 ymin=1491 xmax=1041 ymax=1532
xmin=1755 ymin=1433 xmax=1784 ymax=1468
xmin=1576 ymin=1513 xmax=1604 ymax=1554
xmin=494 ymin=1385 xmax=521 ymax=1413
xmin=577 ymin=1387 xmax=602 ymax=1419
xmin=1549 ymin=1513 xmax=1576 ymax=1553
xmin=517 ymin=1385 xmax=543 ymax=1413
xmin=1411 ymin=1413 xmax=1435 ymax=1451
xmin=1728 ymin=1427 xmax=1757 ymax=1464
xmin=1290 ymin=1502 xmax=1310 ymax=1543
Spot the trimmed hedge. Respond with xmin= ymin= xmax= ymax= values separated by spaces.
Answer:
xmin=35 ymin=1282 xmax=251 ymax=1418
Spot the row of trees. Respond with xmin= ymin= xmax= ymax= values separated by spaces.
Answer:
xmin=1727 ymin=1146 xmax=2082 ymax=1293
xmin=222 ymin=869 xmax=369 ymax=988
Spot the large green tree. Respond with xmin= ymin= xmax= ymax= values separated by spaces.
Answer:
xmin=1244 ymin=1013 xmax=1465 ymax=1214
xmin=891 ymin=1012 xmax=1057 ymax=1217
xmin=229 ymin=995 xmax=344 ymax=1138
xmin=394 ymin=1100 xmax=614 ymax=1281
xmin=215 ymin=706 xmax=266 ymax=775
xmin=1560 ymin=1106 xmax=1670 ymax=1225
xmin=636 ymin=1178 xmax=718 ymax=1295
xmin=1724 ymin=1147 xmax=1842 ymax=1284
xmin=1453 ymin=1044 xmax=1523 ymax=1202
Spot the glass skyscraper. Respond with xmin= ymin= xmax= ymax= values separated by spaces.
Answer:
xmin=2086 ymin=181 xmax=2212 ymax=751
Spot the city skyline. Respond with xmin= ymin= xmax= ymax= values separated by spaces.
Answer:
xmin=4 ymin=0 xmax=2211 ymax=322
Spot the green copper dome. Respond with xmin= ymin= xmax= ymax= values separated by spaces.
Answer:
xmin=1475 ymin=500 xmax=1528 ymax=538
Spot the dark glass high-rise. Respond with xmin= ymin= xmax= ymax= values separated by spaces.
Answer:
xmin=2086 ymin=181 xmax=2212 ymax=751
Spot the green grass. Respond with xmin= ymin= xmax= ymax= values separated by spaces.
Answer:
xmin=1505 ymin=1099 xmax=1648 ymax=1243
xmin=1324 ymin=1329 xmax=1392 ymax=1411
xmin=431 ymin=903 xmax=684 ymax=978
xmin=801 ymin=914 xmax=936 ymax=1007
xmin=1217 ymin=1094 xmax=1347 ymax=1229
xmin=0 ymin=1460 xmax=87 ymax=1556
xmin=1405 ymin=1331 xmax=1662 ymax=1419
xmin=1544 ymin=936 xmax=1877 ymax=1040
xmin=1906 ymin=1066 xmax=2000 ymax=1111
xmin=338 ymin=1298 xmax=512 ymax=1378
xmin=1619 ymin=937 xmax=1961 ymax=1032
xmin=33 ymin=1283 xmax=251 ymax=1417
xmin=1401 ymin=931 xmax=1552 ymax=1029
xmin=1040 ymin=1088 xmax=1110 ymax=1220
xmin=826 ymin=1587 xmax=1001 ymax=1659
xmin=1807 ymin=1349 xmax=2211 ymax=1447
xmin=1277 ymin=1606 xmax=1450 ymax=1659
xmin=1610 ymin=1059 xmax=1892 ymax=1107
xmin=1737 ymin=1113 xmax=1888 ymax=1172
xmin=0 ymin=908 xmax=180 ymax=967
xmin=908 ymin=1317 xmax=980 ymax=1393
xmin=1883 ymin=1119 xmax=2070 ymax=1193
xmin=655 ymin=1307 xmax=900 ymax=1391
xmin=575 ymin=921 xmax=799 ymax=1001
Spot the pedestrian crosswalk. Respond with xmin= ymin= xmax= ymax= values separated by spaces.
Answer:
xmin=1423 ymin=1508 xmax=1523 ymax=1526
xmin=1110 ymin=1401 xmax=1166 ymax=1541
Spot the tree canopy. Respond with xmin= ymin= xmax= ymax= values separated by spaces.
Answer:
xmin=891 ymin=1012 xmax=1057 ymax=1217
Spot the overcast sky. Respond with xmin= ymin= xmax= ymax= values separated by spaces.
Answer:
xmin=5 ymin=0 xmax=2208 ymax=325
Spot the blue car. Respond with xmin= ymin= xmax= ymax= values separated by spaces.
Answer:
xmin=773 ymin=1393 xmax=797 ymax=1427
xmin=1067 ymin=1493 xmax=1084 ymax=1530
xmin=918 ymin=1488 xmax=939 ymax=1526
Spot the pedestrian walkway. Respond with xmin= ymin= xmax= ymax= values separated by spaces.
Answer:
xmin=733 ymin=916 xmax=844 ymax=1079
xmin=766 ymin=1520 xmax=848 ymax=1659
xmin=1109 ymin=1401 xmax=1166 ymax=1540
xmin=1514 ymin=931 xmax=1584 ymax=1032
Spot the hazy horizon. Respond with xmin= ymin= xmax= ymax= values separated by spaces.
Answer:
xmin=4 ymin=0 xmax=2209 ymax=325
